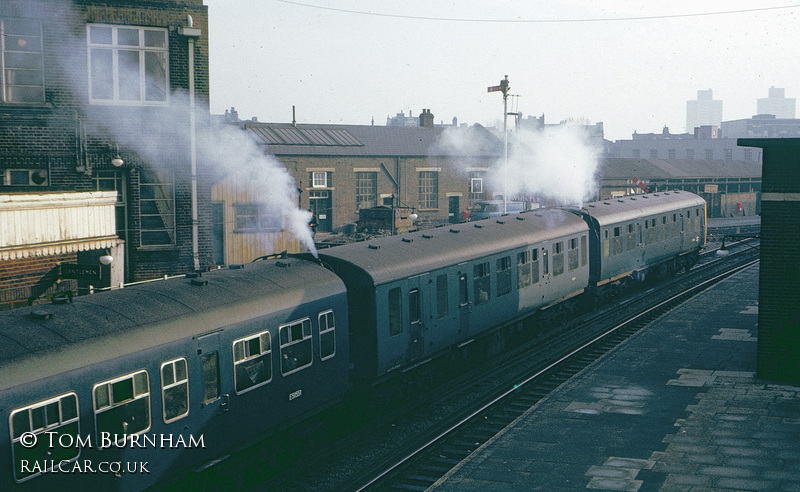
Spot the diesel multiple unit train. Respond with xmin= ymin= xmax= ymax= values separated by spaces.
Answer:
xmin=0 ymin=191 xmax=706 ymax=490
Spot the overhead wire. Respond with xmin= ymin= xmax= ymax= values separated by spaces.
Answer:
xmin=274 ymin=1 xmax=799 ymax=23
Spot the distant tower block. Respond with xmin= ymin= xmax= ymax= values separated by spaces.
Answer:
xmin=738 ymin=137 xmax=800 ymax=383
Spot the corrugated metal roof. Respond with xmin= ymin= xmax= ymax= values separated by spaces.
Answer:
xmin=240 ymin=122 xmax=503 ymax=158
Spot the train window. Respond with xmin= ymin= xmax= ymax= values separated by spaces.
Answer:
xmin=10 ymin=393 xmax=80 ymax=482
xmin=662 ymin=216 xmax=667 ymax=224
xmin=389 ymin=287 xmax=403 ymax=335
xmin=233 ymin=331 xmax=272 ymax=393
xmin=626 ymin=224 xmax=635 ymax=251
xmin=409 ymin=289 xmax=421 ymax=324
xmin=542 ymin=248 xmax=549 ymax=275
xmin=161 ymin=358 xmax=189 ymax=423
xmin=319 ymin=310 xmax=336 ymax=360
xmin=581 ymin=235 xmax=588 ymax=266
xmin=280 ymin=319 xmax=313 ymax=376
xmin=201 ymin=352 xmax=220 ymax=403
xmin=517 ymin=251 xmax=532 ymax=289
xmin=552 ymin=242 xmax=564 ymax=276
xmin=567 ymin=238 xmax=579 ymax=271
xmin=473 ymin=262 xmax=490 ymax=305
xmin=531 ymin=249 xmax=540 ymax=283
xmin=497 ymin=256 xmax=512 ymax=297
xmin=436 ymin=274 xmax=448 ymax=319
xmin=93 ymin=370 xmax=151 ymax=443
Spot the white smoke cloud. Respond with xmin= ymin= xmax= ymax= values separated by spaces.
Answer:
xmin=505 ymin=124 xmax=600 ymax=206
xmin=436 ymin=123 xmax=600 ymax=208
xmin=50 ymin=6 xmax=317 ymax=260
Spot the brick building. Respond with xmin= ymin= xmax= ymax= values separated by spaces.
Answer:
xmin=739 ymin=138 xmax=800 ymax=383
xmin=224 ymin=118 xmax=503 ymax=236
xmin=0 ymin=0 xmax=212 ymax=309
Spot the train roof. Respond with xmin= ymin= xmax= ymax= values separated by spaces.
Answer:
xmin=315 ymin=208 xmax=587 ymax=286
xmin=574 ymin=191 xmax=706 ymax=226
xmin=0 ymin=257 xmax=345 ymax=391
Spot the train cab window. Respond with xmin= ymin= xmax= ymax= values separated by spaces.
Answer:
xmin=201 ymin=352 xmax=220 ymax=403
xmin=161 ymin=358 xmax=189 ymax=423
xmin=568 ymin=238 xmax=579 ymax=271
xmin=319 ymin=310 xmax=336 ymax=360
xmin=473 ymin=262 xmax=491 ymax=305
xmin=409 ymin=289 xmax=421 ymax=324
xmin=10 ymin=393 xmax=80 ymax=482
xmin=233 ymin=330 xmax=272 ymax=393
xmin=436 ymin=274 xmax=448 ymax=319
xmin=280 ymin=319 xmax=313 ymax=376
xmin=552 ymin=242 xmax=564 ymax=276
xmin=389 ymin=287 xmax=403 ymax=335
xmin=94 ymin=370 xmax=151 ymax=442
xmin=517 ymin=251 xmax=532 ymax=289
xmin=497 ymin=256 xmax=512 ymax=297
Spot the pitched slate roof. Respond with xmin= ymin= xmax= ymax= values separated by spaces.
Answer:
xmin=599 ymin=158 xmax=762 ymax=179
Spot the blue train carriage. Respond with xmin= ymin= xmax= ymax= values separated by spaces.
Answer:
xmin=0 ymin=257 xmax=349 ymax=490
xmin=574 ymin=191 xmax=707 ymax=289
xmin=309 ymin=208 xmax=590 ymax=384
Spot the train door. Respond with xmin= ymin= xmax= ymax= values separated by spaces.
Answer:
xmin=195 ymin=332 xmax=233 ymax=456
xmin=407 ymin=273 xmax=429 ymax=359
xmin=458 ymin=268 xmax=470 ymax=335
xmin=541 ymin=245 xmax=551 ymax=286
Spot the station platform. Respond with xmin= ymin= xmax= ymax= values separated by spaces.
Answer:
xmin=430 ymin=264 xmax=800 ymax=491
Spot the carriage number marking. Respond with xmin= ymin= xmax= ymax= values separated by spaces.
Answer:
xmin=289 ymin=389 xmax=302 ymax=401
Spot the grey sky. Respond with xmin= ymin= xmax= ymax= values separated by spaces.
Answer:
xmin=204 ymin=1 xmax=799 ymax=141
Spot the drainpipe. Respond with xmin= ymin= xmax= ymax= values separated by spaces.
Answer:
xmin=179 ymin=16 xmax=202 ymax=271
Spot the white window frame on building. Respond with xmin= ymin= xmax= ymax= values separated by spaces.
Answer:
xmin=418 ymin=168 xmax=439 ymax=210
xmin=355 ymin=171 xmax=377 ymax=209
xmin=311 ymin=171 xmax=328 ymax=188
xmin=87 ymin=24 xmax=169 ymax=105
xmin=1 ymin=18 xmax=44 ymax=103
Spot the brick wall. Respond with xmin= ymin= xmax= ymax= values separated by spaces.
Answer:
xmin=0 ymin=253 xmax=78 ymax=310
xmin=1 ymin=0 xmax=213 ymax=308
xmin=741 ymin=138 xmax=800 ymax=383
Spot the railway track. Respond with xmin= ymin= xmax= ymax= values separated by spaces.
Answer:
xmin=159 ymin=240 xmax=759 ymax=492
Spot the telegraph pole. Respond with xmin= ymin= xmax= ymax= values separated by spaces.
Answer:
xmin=488 ymin=75 xmax=510 ymax=213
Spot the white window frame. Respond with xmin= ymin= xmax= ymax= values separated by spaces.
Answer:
xmin=93 ymin=370 xmax=151 ymax=446
xmin=1 ymin=18 xmax=45 ymax=104
xmin=87 ymin=24 xmax=169 ymax=105
xmin=312 ymin=171 xmax=328 ymax=188
xmin=9 ymin=393 xmax=80 ymax=482
xmin=160 ymin=358 xmax=189 ymax=423
xmin=232 ymin=330 xmax=273 ymax=395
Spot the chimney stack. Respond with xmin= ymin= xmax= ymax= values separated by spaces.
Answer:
xmin=419 ymin=108 xmax=434 ymax=127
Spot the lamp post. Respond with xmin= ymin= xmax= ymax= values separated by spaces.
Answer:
xmin=488 ymin=75 xmax=510 ymax=214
